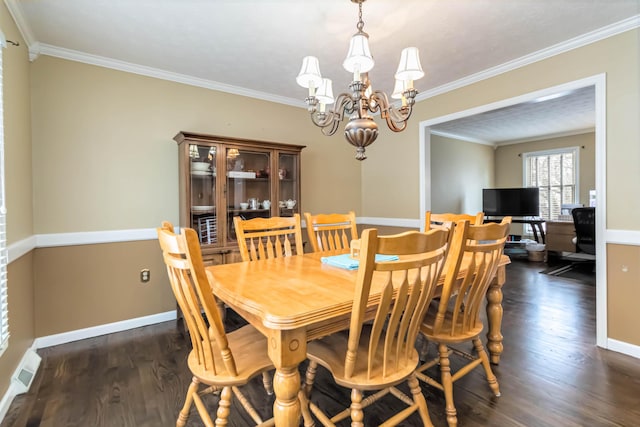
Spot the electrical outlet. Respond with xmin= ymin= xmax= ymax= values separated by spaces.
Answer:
xmin=140 ymin=269 xmax=150 ymax=283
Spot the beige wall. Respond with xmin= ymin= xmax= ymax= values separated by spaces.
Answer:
xmin=361 ymin=30 xmax=639 ymax=345
xmin=33 ymin=240 xmax=174 ymax=336
xmin=431 ymin=135 xmax=494 ymax=214
xmin=607 ymin=244 xmax=640 ymax=344
xmin=1 ymin=1 xmax=35 ymax=400
xmin=3 ymin=7 xmax=33 ymax=242
xmin=30 ymin=57 xmax=362 ymax=234
xmin=3 ymin=255 xmax=35 ymax=393
xmin=495 ymin=132 xmax=596 ymax=206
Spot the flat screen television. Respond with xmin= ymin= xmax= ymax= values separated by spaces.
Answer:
xmin=482 ymin=188 xmax=540 ymax=217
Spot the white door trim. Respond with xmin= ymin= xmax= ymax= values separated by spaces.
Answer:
xmin=419 ymin=74 xmax=608 ymax=348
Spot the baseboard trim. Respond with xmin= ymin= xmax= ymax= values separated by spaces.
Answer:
xmin=33 ymin=310 xmax=177 ymax=349
xmin=0 ymin=381 xmax=22 ymax=423
xmin=607 ymin=338 xmax=640 ymax=359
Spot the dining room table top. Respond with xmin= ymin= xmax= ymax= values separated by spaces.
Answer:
xmin=206 ymin=251 xmax=510 ymax=331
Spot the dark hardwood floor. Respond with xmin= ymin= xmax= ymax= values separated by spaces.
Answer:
xmin=3 ymin=259 xmax=639 ymax=426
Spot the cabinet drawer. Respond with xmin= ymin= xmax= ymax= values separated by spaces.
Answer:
xmin=546 ymin=222 xmax=576 ymax=252
xmin=202 ymin=252 xmax=225 ymax=267
xmin=224 ymin=250 xmax=244 ymax=264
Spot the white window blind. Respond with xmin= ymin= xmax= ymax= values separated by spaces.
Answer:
xmin=0 ymin=31 xmax=9 ymax=355
xmin=523 ymin=147 xmax=579 ymax=222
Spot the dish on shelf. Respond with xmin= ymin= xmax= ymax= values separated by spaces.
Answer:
xmin=192 ymin=205 xmax=215 ymax=212
xmin=191 ymin=162 xmax=211 ymax=172
xmin=191 ymin=170 xmax=214 ymax=176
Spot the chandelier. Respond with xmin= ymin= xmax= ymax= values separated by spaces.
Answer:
xmin=296 ymin=0 xmax=424 ymax=160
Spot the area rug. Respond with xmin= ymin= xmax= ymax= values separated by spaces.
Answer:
xmin=540 ymin=260 xmax=596 ymax=286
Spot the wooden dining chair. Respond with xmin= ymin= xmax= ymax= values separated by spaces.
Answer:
xmin=425 ymin=211 xmax=484 ymax=230
xmin=157 ymin=226 xmax=278 ymax=426
xmin=304 ymin=211 xmax=358 ymax=253
xmin=302 ymin=227 xmax=452 ymax=427
xmin=416 ymin=217 xmax=511 ymax=427
xmin=234 ymin=214 xmax=304 ymax=261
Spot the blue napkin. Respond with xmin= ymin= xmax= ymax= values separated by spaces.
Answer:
xmin=321 ymin=253 xmax=399 ymax=270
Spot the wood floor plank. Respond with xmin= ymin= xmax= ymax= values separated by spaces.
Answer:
xmin=2 ymin=259 xmax=639 ymax=426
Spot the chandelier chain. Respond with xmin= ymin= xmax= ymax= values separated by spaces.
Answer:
xmin=357 ymin=2 xmax=364 ymax=32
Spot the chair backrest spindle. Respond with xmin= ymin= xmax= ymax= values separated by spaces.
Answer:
xmin=305 ymin=211 xmax=358 ymax=253
xmin=345 ymin=227 xmax=451 ymax=380
xmin=433 ymin=217 xmax=511 ymax=337
xmin=234 ymin=214 xmax=304 ymax=262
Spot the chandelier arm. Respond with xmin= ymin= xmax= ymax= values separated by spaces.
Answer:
xmin=368 ymin=90 xmax=412 ymax=132
xmin=310 ymin=93 xmax=355 ymax=135
xmin=383 ymin=105 xmax=413 ymax=132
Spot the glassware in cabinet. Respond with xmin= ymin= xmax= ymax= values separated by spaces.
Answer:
xmin=189 ymin=144 xmax=217 ymax=245
xmin=226 ymin=148 xmax=271 ymax=243
xmin=278 ymin=152 xmax=299 ymax=217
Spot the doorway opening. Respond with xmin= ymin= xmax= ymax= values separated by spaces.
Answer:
xmin=418 ymin=74 xmax=607 ymax=347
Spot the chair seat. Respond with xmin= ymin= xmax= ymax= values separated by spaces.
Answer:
xmin=307 ymin=327 xmax=421 ymax=390
xmin=188 ymin=324 xmax=273 ymax=386
xmin=421 ymin=306 xmax=484 ymax=344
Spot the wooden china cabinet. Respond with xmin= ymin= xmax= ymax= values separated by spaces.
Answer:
xmin=174 ymin=131 xmax=305 ymax=265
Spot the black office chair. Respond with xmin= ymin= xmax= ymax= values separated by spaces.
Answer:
xmin=572 ymin=207 xmax=595 ymax=255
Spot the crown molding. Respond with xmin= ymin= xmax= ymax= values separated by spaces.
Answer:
xmin=3 ymin=0 xmax=35 ymax=46
xmin=416 ymin=14 xmax=640 ymax=102
xmin=495 ymin=127 xmax=595 ymax=146
xmin=36 ymin=43 xmax=304 ymax=107
xmin=429 ymin=130 xmax=494 ymax=146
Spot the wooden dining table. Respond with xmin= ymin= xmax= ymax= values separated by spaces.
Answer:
xmin=206 ymin=251 xmax=510 ymax=427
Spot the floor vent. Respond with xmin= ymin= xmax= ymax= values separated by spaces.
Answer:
xmin=12 ymin=349 xmax=41 ymax=395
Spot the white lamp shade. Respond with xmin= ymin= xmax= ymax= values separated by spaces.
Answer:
xmin=391 ymin=79 xmax=407 ymax=99
xmin=296 ymin=56 xmax=323 ymax=89
xmin=395 ymin=47 xmax=424 ymax=81
xmin=343 ymin=33 xmax=374 ymax=73
xmin=315 ymin=78 xmax=335 ymax=104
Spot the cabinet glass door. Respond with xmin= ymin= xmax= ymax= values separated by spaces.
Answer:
xmin=226 ymin=148 xmax=271 ymax=242
xmin=189 ymin=144 xmax=217 ymax=245
xmin=278 ymin=153 xmax=299 ymax=217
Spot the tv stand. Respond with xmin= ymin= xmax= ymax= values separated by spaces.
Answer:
xmin=484 ymin=216 xmax=546 ymax=244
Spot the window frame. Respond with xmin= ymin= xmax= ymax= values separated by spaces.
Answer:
xmin=522 ymin=146 xmax=580 ymax=222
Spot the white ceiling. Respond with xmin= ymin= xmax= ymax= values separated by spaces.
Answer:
xmin=6 ymin=0 xmax=640 ymax=143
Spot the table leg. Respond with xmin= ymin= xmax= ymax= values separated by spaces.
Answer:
xmin=486 ymin=265 xmax=505 ymax=364
xmin=268 ymin=329 xmax=307 ymax=426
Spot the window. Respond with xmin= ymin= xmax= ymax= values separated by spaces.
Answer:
xmin=523 ymin=147 xmax=579 ymax=222
xmin=0 ymin=31 xmax=9 ymax=355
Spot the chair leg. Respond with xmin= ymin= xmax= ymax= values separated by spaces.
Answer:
xmin=262 ymin=371 xmax=274 ymax=395
xmin=298 ymin=389 xmax=316 ymax=427
xmin=215 ymin=386 xmax=232 ymax=427
xmin=350 ymin=388 xmax=364 ymax=427
xmin=177 ymin=376 xmax=199 ymax=427
xmin=407 ymin=373 xmax=434 ymax=427
xmin=438 ymin=343 xmax=457 ymax=427
xmin=304 ymin=360 xmax=318 ymax=398
xmin=473 ymin=337 xmax=501 ymax=397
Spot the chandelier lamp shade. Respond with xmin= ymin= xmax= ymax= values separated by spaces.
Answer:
xmin=296 ymin=0 xmax=424 ymax=160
